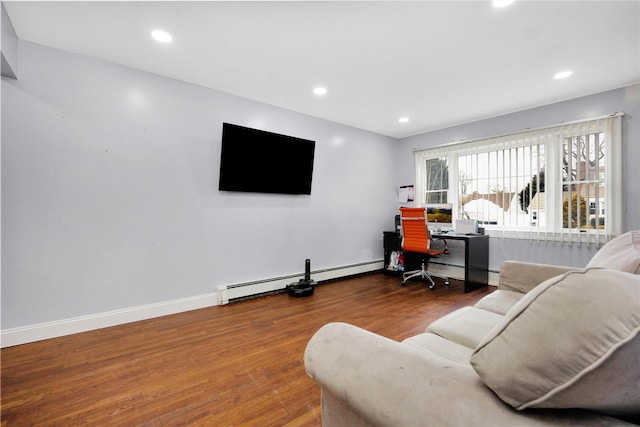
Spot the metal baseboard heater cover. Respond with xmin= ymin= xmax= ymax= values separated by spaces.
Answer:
xmin=217 ymin=260 xmax=383 ymax=304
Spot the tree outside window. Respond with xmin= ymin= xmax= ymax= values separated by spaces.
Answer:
xmin=424 ymin=157 xmax=448 ymax=204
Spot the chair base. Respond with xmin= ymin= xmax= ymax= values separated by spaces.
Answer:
xmin=401 ymin=260 xmax=450 ymax=289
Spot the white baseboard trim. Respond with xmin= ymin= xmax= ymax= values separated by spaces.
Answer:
xmin=1 ymin=293 xmax=218 ymax=348
xmin=1 ymin=260 xmax=384 ymax=348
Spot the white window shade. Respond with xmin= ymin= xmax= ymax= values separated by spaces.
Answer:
xmin=415 ymin=113 xmax=623 ymax=246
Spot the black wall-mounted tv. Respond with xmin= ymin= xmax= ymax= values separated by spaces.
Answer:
xmin=218 ymin=123 xmax=316 ymax=195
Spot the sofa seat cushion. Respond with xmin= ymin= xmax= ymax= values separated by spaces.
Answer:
xmin=402 ymin=333 xmax=473 ymax=366
xmin=474 ymin=289 xmax=525 ymax=315
xmin=586 ymin=230 xmax=640 ymax=274
xmin=425 ymin=306 xmax=504 ymax=349
xmin=470 ymin=268 xmax=640 ymax=419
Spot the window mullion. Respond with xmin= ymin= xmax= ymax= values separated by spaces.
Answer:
xmin=450 ymin=152 xmax=459 ymax=220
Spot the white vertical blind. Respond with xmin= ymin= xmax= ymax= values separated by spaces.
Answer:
xmin=414 ymin=113 xmax=623 ymax=246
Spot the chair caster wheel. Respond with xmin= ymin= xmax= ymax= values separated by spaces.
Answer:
xmin=429 ymin=283 xmax=436 ymax=290
xmin=445 ymin=281 xmax=450 ymax=287
xmin=401 ymin=281 xmax=407 ymax=286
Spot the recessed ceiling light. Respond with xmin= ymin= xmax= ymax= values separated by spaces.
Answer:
xmin=313 ymin=87 xmax=327 ymax=96
xmin=554 ymin=70 xmax=573 ymax=79
xmin=398 ymin=117 xmax=410 ymax=123
xmin=493 ymin=0 xmax=515 ymax=7
xmin=151 ymin=29 xmax=172 ymax=43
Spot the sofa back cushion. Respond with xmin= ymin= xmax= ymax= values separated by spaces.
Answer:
xmin=586 ymin=230 xmax=640 ymax=273
xmin=470 ymin=268 xmax=640 ymax=419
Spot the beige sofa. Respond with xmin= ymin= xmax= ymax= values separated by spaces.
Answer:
xmin=304 ymin=231 xmax=640 ymax=426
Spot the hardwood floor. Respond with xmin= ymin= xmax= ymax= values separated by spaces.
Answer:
xmin=1 ymin=273 xmax=493 ymax=426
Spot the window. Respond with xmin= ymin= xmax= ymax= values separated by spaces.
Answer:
xmin=456 ymin=144 xmax=545 ymax=227
xmin=424 ymin=157 xmax=449 ymax=204
xmin=414 ymin=114 xmax=623 ymax=245
xmin=562 ymin=132 xmax=606 ymax=230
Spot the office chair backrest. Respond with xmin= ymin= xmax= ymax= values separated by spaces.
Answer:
xmin=400 ymin=207 xmax=431 ymax=253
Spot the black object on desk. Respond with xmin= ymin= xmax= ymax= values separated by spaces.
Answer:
xmin=383 ymin=231 xmax=489 ymax=293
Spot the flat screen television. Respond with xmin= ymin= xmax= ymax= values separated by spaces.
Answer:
xmin=218 ymin=123 xmax=316 ymax=195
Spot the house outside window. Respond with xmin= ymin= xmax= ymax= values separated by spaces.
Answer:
xmin=414 ymin=114 xmax=622 ymax=245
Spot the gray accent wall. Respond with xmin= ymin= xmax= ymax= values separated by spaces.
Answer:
xmin=1 ymin=40 xmax=398 ymax=329
xmin=396 ymin=84 xmax=640 ymax=271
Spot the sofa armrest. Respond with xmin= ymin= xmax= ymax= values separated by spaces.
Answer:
xmin=498 ymin=261 xmax=580 ymax=293
xmin=304 ymin=322 xmax=622 ymax=427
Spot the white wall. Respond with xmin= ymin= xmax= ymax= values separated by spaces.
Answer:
xmin=395 ymin=84 xmax=640 ymax=271
xmin=1 ymin=3 xmax=18 ymax=78
xmin=1 ymin=40 xmax=398 ymax=331
xmin=3 ymin=37 xmax=638 ymax=342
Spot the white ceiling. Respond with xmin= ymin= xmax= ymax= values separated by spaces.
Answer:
xmin=4 ymin=1 xmax=640 ymax=138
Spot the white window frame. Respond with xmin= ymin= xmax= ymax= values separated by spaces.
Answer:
xmin=414 ymin=114 xmax=623 ymax=246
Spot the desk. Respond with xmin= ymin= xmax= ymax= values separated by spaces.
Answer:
xmin=432 ymin=233 xmax=489 ymax=293
xmin=383 ymin=231 xmax=489 ymax=293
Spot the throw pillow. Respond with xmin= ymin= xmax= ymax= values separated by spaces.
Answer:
xmin=470 ymin=268 xmax=640 ymax=418
xmin=586 ymin=230 xmax=640 ymax=274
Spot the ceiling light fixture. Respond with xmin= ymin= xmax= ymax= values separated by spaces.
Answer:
xmin=493 ymin=0 xmax=515 ymax=7
xmin=313 ymin=87 xmax=327 ymax=96
xmin=554 ymin=70 xmax=573 ymax=79
xmin=398 ymin=117 xmax=410 ymax=123
xmin=151 ymin=29 xmax=172 ymax=43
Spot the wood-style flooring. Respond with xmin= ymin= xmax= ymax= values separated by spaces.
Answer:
xmin=1 ymin=273 xmax=493 ymax=426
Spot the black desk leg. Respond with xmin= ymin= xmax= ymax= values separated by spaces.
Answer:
xmin=464 ymin=236 xmax=489 ymax=292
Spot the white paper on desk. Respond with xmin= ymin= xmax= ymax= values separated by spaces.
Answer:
xmin=456 ymin=219 xmax=478 ymax=234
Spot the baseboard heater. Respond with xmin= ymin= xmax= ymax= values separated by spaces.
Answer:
xmin=217 ymin=260 xmax=384 ymax=304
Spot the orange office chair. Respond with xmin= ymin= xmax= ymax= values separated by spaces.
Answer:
xmin=400 ymin=207 xmax=449 ymax=289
